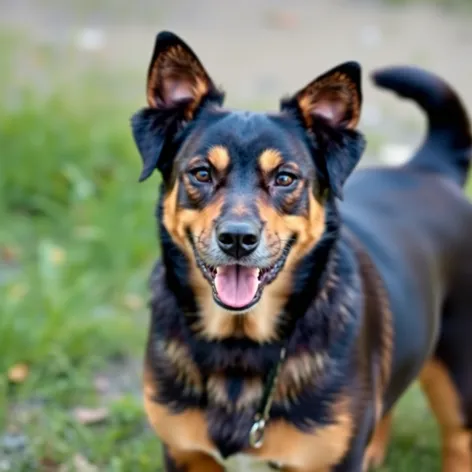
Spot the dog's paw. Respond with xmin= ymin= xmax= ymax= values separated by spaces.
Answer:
xmin=362 ymin=413 xmax=392 ymax=471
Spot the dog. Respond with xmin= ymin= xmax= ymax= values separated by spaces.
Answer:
xmin=131 ymin=31 xmax=472 ymax=472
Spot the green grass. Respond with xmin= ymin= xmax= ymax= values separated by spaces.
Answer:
xmin=0 ymin=31 xmax=161 ymax=471
xmin=0 ymin=30 xmax=466 ymax=472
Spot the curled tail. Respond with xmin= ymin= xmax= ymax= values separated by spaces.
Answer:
xmin=372 ymin=66 xmax=472 ymax=187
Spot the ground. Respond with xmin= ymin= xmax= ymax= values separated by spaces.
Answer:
xmin=0 ymin=0 xmax=471 ymax=470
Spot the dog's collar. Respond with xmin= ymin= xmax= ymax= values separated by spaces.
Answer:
xmin=249 ymin=345 xmax=287 ymax=449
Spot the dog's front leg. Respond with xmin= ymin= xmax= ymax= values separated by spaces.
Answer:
xmin=330 ymin=411 xmax=374 ymax=472
xmin=163 ymin=446 xmax=224 ymax=472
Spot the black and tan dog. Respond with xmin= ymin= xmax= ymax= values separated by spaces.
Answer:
xmin=131 ymin=31 xmax=472 ymax=472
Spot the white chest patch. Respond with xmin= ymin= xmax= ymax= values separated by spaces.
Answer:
xmin=210 ymin=452 xmax=280 ymax=472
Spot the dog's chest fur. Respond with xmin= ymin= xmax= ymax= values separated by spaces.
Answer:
xmin=209 ymin=452 xmax=279 ymax=472
xmin=145 ymin=239 xmax=367 ymax=460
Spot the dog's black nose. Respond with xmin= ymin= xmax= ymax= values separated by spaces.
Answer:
xmin=216 ymin=220 xmax=261 ymax=258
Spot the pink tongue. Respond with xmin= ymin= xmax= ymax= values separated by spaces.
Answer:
xmin=214 ymin=265 xmax=259 ymax=309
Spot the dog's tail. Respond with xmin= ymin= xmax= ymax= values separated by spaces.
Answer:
xmin=372 ymin=66 xmax=472 ymax=187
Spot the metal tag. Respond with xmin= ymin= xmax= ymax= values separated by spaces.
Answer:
xmin=249 ymin=417 xmax=266 ymax=449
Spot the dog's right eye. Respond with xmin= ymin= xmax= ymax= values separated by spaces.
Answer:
xmin=275 ymin=171 xmax=297 ymax=187
xmin=190 ymin=168 xmax=212 ymax=183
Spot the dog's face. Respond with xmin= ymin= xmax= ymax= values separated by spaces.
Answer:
xmin=160 ymin=115 xmax=327 ymax=314
xmin=132 ymin=32 xmax=364 ymax=318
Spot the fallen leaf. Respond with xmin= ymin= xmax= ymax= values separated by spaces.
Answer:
xmin=39 ymin=456 xmax=61 ymax=472
xmin=123 ymin=293 xmax=144 ymax=311
xmin=1 ymin=245 xmax=19 ymax=263
xmin=72 ymin=454 xmax=99 ymax=472
xmin=72 ymin=407 xmax=109 ymax=425
xmin=7 ymin=363 xmax=29 ymax=383
xmin=49 ymin=246 xmax=66 ymax=265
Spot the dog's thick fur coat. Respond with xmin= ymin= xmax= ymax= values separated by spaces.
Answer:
xmin=131 ymin=32 xmax=472 ymax=471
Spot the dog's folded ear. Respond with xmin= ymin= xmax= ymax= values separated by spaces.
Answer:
xmin=131 ymin=31 xmax=224 ymax=182
xmin=281 ymin=62 xmax=365 ymax=199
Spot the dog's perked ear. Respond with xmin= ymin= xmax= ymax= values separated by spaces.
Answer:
xmin=131 ymin=31 xmax=224 ymax=182
xmin=290 ymin=61 xmax=362 ymax=129
xmin=281 ymin=62 xmax=365 ymax=199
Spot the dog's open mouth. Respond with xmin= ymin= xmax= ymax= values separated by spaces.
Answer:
xmin=191 ymin=237 xmax=295 ymax=312
xmin=211 ymin=265 xmax=274 ymax=310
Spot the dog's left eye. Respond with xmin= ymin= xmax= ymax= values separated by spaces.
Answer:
xmin=275 ymin=172 xmax=296 ymax=187
xmin=191 ymin=168 xmax=212 ymax=183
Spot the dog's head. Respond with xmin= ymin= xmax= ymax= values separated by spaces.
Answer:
xmin=132 ymin=32 xmax=364 ymax=320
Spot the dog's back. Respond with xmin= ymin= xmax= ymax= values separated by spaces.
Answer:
xmin=341 ymin=66 xmax=472 ymax=470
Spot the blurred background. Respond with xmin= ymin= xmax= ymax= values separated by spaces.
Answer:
xmin=1 ymin=0 xmax=471 ymax=470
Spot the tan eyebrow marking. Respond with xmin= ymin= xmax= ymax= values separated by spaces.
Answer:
xmin=259 ymin=149 xmax=283 ymax=174
xmin=207 ymin=145 xmax=230 ymax=172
